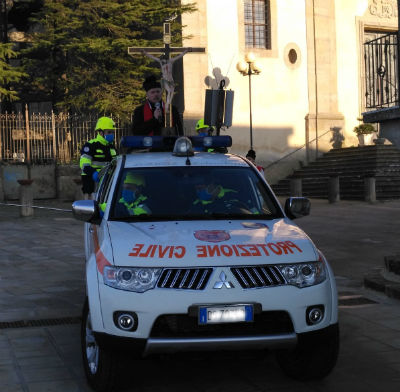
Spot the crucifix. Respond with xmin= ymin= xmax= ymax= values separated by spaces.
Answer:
xmin=128 ymin=22 xmax=205 ymax=128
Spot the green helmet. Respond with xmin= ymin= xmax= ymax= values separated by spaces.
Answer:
xmin=124 ymin=173 xmax=145 ymax=186
xmin=195 ymin=119 xmax=209 ymax=132
xmin=95 ymin=117 xmax=115 ymax=131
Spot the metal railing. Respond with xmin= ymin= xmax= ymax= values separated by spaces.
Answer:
xmin=0 ymin=106 xmax=132 ymax=164
xmin=364 ymin=32 xmax=399 ymax=109
xmin=265 ymin=129 xmax=332 ymax=170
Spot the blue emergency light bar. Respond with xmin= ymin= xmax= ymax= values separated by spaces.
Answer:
xmin=120 ymin=135 xmax=232 ymax=150
xmin=120 ymin=136 xmax=167 ymax=149
xmin=190 ymin=135 xmax=232 ymax=148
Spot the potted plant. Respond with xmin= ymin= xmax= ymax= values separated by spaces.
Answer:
xmin=353 ymin=123 xmax=377 ymax=146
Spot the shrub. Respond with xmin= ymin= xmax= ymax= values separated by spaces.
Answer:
xmin=353 ymin=123 xmax=375 ymax=135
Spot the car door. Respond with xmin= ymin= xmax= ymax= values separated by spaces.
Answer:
xmin=85 ymin=163 xmax=117 ymax=262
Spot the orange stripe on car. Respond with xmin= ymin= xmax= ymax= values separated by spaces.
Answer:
xmin=92 ymin=225 xmax=112 ymax=273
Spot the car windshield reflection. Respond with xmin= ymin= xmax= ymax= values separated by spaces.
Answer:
xmin=109 ymin=167 xmax=283 ymax=221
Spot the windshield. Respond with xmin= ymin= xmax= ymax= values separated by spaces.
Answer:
xmin=109 ymin=166 xmax=283 ymax=221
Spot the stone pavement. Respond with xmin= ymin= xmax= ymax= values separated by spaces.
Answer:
xmin=296 ymin=198 xmax=400 ymax=300
xmin=0 ymin=201 xmax=84 ymax=323
xmin=0 ymin=198 xmax=399 ymax=391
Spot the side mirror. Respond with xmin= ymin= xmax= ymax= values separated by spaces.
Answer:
xmin=72 ymin=200 xmax=101 ymax=224
xmin=284 ymin=197 xmax=311 ymax=220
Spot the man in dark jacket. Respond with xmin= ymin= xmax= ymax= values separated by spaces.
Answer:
xmin=131 ymin=75 xmax=183 ymax=136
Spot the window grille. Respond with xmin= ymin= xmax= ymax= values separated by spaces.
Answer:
xmin=364 ymin=32 xmax=398 ymax=109
xmin=244 ymin=0 xmax=271 ymax=49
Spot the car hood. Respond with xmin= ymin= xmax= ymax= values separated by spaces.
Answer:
xmin=107 ymin=219 xmax=318 ymax=267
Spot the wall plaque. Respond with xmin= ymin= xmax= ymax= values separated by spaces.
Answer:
xmin=369 ymin=0 xmax=398 ymax=18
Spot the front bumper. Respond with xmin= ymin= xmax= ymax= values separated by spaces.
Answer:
xmin=93 ymin=323 xmax=339 ymax=356
xmin=144 ymin=333 xmax=297 ymax=355
xmin=92 ymin=277 xmax=336 ymax=337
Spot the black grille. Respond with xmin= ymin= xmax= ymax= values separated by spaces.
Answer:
xmin=157 ymin=268 xmax=212 ymax=290
xmin=231 ymin=266 xmax=286 ymax=288
xmin=150 ymin=311 xmax=294 ymax=338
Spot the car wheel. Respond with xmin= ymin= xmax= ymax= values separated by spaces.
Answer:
xmin=276 ymin=324 xmax=339 ymax=381
xmin=81 ymin=299 xmax=119 ymax=392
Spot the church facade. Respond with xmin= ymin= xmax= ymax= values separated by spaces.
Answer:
xmin=181 ymin=0 xmax=398 ymax=183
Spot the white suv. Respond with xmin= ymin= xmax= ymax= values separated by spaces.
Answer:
xmin=73 ymin=136 xmax=339 ymax=392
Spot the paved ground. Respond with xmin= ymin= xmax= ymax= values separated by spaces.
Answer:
xmin=0 ymin=201 xmax=84 ymax=323
xmin=0 ymin=198 xmax=400 ymax=391
xmin=295 ymin=198 xmax=400 ymax=281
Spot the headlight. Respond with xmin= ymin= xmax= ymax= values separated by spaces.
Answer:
xmin=103 ymin=266 xmax=162 ymax=292
xmin=277 ymin=261 xmax=326 ymax=288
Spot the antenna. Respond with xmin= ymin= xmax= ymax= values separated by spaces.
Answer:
xmin=185 ymin=138 xmax=191 ymax=166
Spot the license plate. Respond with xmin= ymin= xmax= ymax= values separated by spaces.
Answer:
xmin=199 ymin=305 xmax=253 ymax=324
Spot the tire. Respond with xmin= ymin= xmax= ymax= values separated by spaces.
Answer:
xmin=276 ymin=324 xmax=339 ymax=381
xmin=81 ymin=299 xmax=119 ymax=392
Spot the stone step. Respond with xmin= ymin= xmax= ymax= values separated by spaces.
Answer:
xmin=320 ymin=150 xmax=400 ymax=159
xmin=296 ymin=158 xmax=400 ymax=167
xmin=290 ymin=168 xmax=400 ymax=178
xmin=364 ymin=254 xmax=400 ymax=300
xmin=321 ymin=145 xmax=400 ymax=155
xmin=273 ymin=180 xmax=400 ymax=191
xmin=271 ymin=145 xmax=400 ymax=200
xmin=274 ymin=176 xmax=400 ymax=185
xmin=315 ymin=153 xmax=400 ymax=164
xmin=272 ymin=179 xmax=400 ymax=200
xmin=322 ymin=158 xmax=400 ymax=164
xmin=364 ymin=268 xmax=400 ymax=300
xmin=385 ymin=255 xmax=400 ymax=276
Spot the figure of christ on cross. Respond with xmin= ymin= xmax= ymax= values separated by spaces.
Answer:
xmin=140 ymin=48 xmax=192 ymax=112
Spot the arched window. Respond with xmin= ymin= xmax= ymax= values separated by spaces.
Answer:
xmin=244 ymin=0 xmax=271 ymax=49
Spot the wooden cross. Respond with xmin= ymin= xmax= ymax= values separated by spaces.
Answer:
xmin=128 ymin=22 xmax=205 ymax=61
xmin=128 ymin=22 xmax=205 ymax=127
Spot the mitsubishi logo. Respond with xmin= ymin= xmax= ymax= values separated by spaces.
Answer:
xmin=213 ymin=271 xmax=234 ymax=289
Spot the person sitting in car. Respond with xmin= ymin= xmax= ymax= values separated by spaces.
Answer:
xmin=115 ymin=173 xmax=151 ymax=217
xmin=192 ymin=179 xmax=239 ymax=214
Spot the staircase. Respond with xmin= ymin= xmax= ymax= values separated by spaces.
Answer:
xmin=364 ymin=255 xmax=400 ymax=301
xmin=271 ymin=145 xmax=400 ymax=200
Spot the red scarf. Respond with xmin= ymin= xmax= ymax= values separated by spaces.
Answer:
xmin=143 ymin=100 xmax=169 ymax=135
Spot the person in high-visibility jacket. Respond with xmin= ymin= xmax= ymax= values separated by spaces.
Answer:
xmin=192 ymin=180 xmax=238 ymax=214
xmin=80 ymin=117 xmax=117 ymax=198
xmin=195 ymin=119 xmax=214 ymax=137
xmin=194 ymin=119 xmax=215 ymax=152
xmin=115 ymin=173 xmax=151 ymax=217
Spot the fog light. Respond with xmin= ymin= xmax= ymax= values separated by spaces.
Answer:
xmin=306 ymin=305 xmax=324 ymax=325
xmin=113 ymin=311 xmax=138 ymax=331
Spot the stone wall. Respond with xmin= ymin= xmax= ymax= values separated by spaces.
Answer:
xmin=0 ymin=164 xmax=81 ymax=202
xmin=56 ymin=165 xmax=81 ymax=201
